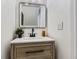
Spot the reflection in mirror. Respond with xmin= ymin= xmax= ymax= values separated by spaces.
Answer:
xmin=19 ymin=2 xmax=47 ymax=28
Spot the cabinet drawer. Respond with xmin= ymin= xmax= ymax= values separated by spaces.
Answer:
xmin=16 ymin=45 xmax=52 ymax=59
xmin=17 ymin=55 xmax=51 ymax=59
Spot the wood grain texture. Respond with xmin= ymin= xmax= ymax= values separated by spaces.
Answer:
xmin=11 ymin=42 xmax=55 ymax=59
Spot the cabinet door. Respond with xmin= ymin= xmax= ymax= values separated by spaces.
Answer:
xmin=11 ymin=42 xmax=55 ymax=59
xmin=16 ymin=45 xmax=52 ymax=59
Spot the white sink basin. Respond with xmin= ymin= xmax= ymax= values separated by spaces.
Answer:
xmin=11 ymin=37 xmax=55 ymax=44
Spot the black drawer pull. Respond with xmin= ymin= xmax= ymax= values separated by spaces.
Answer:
xmin=25 ymin=50 xmax=44 ymax=54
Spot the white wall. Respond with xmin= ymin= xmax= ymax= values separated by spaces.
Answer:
xmin=47 ymin=0 xmax=76 ymax=59
xmin=1 ymin=0 xmax=16 ymax=59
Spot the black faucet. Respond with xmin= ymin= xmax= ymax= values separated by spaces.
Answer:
xmin=30 ymin=28 xmax=35 ymax=37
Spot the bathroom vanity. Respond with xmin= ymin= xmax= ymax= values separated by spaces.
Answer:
xmin=11 ymin=37 xmax=55 ymax=59
xmin=11 ymin=2 xmax=55 ymax=59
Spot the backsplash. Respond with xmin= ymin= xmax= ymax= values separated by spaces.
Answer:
xmin=23 ymin=28 xmax=48 ymax=37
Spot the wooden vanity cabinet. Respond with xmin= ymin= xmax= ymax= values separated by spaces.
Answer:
xmin=11 ymin=42 xmax=55 ymax=59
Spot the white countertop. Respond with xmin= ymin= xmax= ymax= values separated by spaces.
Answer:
xmin=11 ymin=37 xmax=55 ymax=44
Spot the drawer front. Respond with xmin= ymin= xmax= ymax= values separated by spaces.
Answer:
xmin=16 ymin=45 xmax=52 ymax=59
xmin=17 ymin=55 xmax=51 ymax=59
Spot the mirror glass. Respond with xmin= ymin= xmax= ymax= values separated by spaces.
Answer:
xmin=19 ymin=2 xmax=47 ymax=28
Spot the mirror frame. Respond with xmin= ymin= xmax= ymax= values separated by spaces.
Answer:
xmin=18 ymin=2 xmax=47 ymax=28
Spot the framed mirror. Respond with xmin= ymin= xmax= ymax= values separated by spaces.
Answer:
xmin=19 ymin=2 xmax=47 ymax=28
